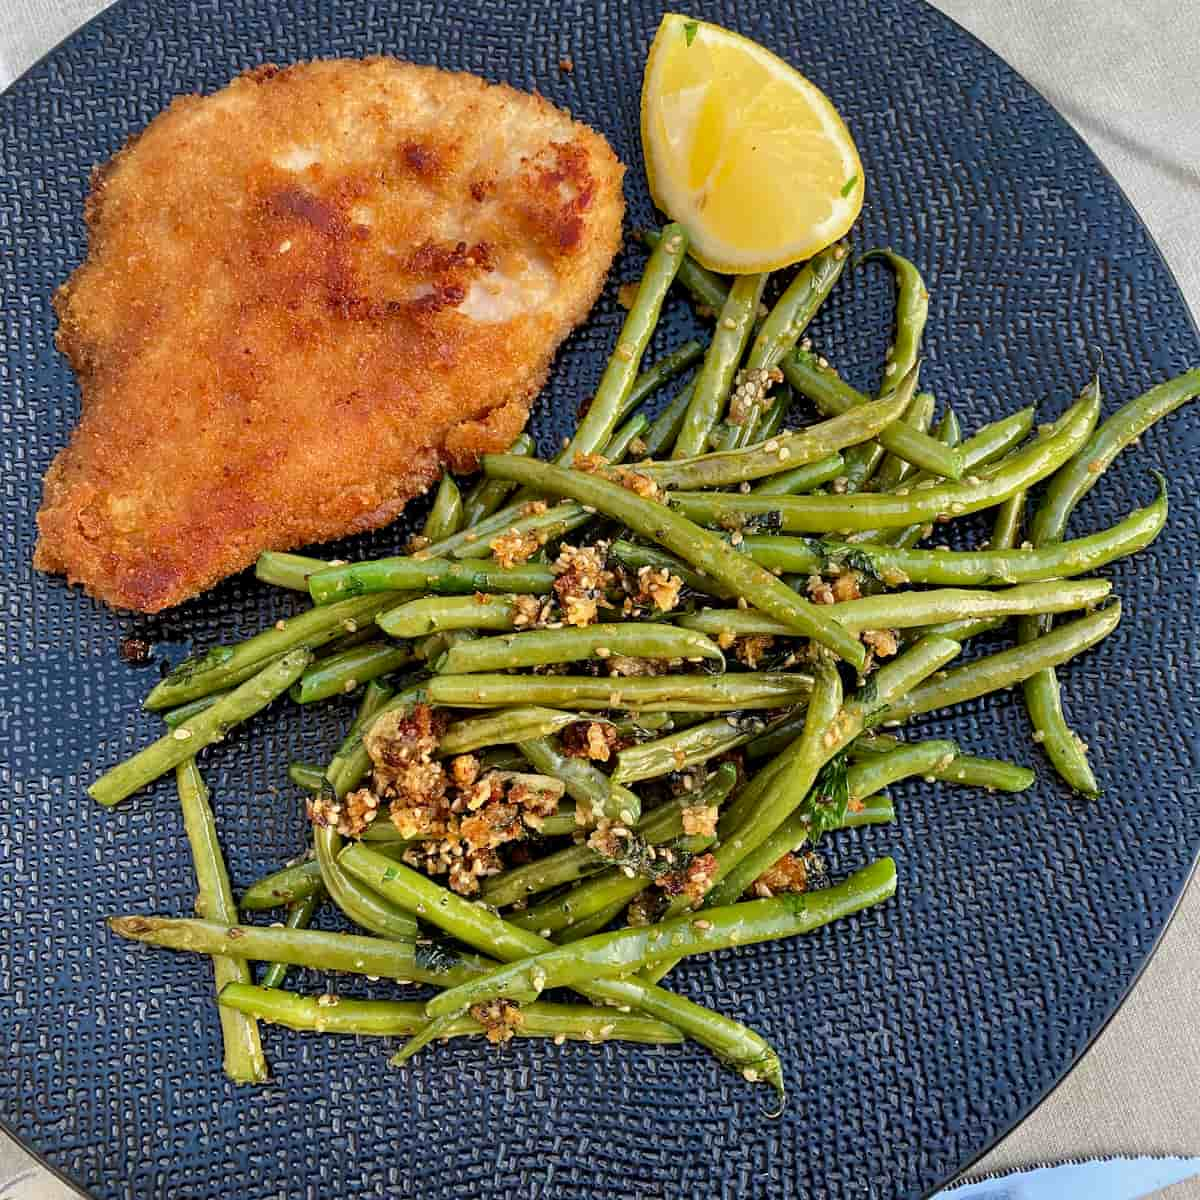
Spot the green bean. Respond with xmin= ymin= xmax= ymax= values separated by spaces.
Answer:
xmin=1019 ymin=369 xmax=1200 ymax=795
xmin=416 ymin=498 xmax=568 ymax=560
xmin=914 ymin=616 xmax=1007 ymax=642
xmin=553 ymin=898 xmax=633 ymax=942
xmin=615 ymin=339 xmax=706 ymax=423
xmin=260 ymin=886 xmax=325 ymax=989
xmin=604 ymin=412 xmax=651 ymax=464
xmin=677 ymin=579 xmax=1111 ymax=637
xmin=641 ymin=383 xmax=696 ymax=458
xmin=336 ymin=845 xmax=784 ymax=1094
xmin=324 ymin=680 xmax=401 ymax=797
xmin=144 ymin=595 xmax=395 ymax=710
xmin=291 ymin=641 xmax=416 ymax=704
xmin=671 ymin=387 xmax=1097 ymax=533
xmin=747 ymin=245 xmax=848 ymax=373
xmin=453 ymin=501 xmax=593 ymax=561
xmin=437 ymin=623 xmax=724 ymax=675
xmin=749 ymin=454 xmax=846 ymax=496
xmin=460 ymin=434 xmax=535 ymax=525
xmin=519 ymin=736 xmax=641 ymax=824
xmin=783 ymin=352 xmax=962 ymax=478
xmin=755 ymin=386 xmax=791 ymax=440
xmin=640 ymin=230 xmax=728 ymax=311
xmin=859 ymin=249 xmax=929 ymax=401
xmin=161 ymin=691 xmax=229 ymax=728
xmin=91 ymin=651 xmax=311 ymax=807
xmin=423 ymin=858 xmax=897 ymax=1017
xmin=990 ymin=491 xmax=1026 ymax=551
xmin=936 ymin=754 xmax=1035 ymax=791
xmin=108 ymin=916 xmax=495 ymax=987
xmin=286 ymin=761 xmax=328 ymax=793
xmin=641 ymin=380 xmax=914 ymax=490
xmin=608 ymin=539 xmax=731 ymax=598
xmin=743 ymin=709 xmax=809 ymax=762
xmin=612 ymin=713 xmax=789 ymax=784
xmin=567 ymin=224 xmax=689 ymax=459
xmin=255 ymin=552 xmax=331 ymax=592
xmin=495 ymin=767 xmax=737 ymax=914
xmin=309 ymin=556 xmax=554 ymax=603
xmin=702 ymin=793 xmax=895 ymax=909
xmin=838 ymin=440 xmax=888 ymax=494
xmin=218 ymin=984 xmax=683 ymax=1045
xmin=740 ymin=476 xmax=1164 ymax=584
xmin=482 ymin=455 xmax=867 ymax=668
xmin=377 ymin=594 xmax=518 ymax=639
xmin=871 ymin=390 xmax=935 ymax=493
xmin=241 ymin=859 xmax=324 ymax=910
xmin=880 ymin=603 xmax=1121 ymax=723
xmin=673 ymin=273 xmax=768 ymax=457
xmin=437 ymin=707 xmax=585 ymax=756
xmin=428 ymin=671 xmax=813 ymax=712
xmin=175 ymin=761 xmax=267 ymax=1082
xmin=422 ymin=474 xmax=464 ymax=543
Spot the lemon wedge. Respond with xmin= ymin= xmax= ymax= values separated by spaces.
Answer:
xmin=641 ymin=13 xmax=864 ymax=273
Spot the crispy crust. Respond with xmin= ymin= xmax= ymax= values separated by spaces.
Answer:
xmin=36 ymin=57 xmax=624 ymax=611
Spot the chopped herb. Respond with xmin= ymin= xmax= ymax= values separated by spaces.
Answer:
xmin=811 ymin=539 xmax=883 ymax=581
xmin=840 ymin=174 xmax=858 ymax=198
xmin=743 ymin=509 xmax=783 ymax=535
xmin=414 ymin=939 xmax=462 ymax=976
xmin=683 ymin=20 xmax=699 ymax=46
xmin=382 ymin=867 xmax=399 ymax=881
xmin=800 ymin=749 xmax=850 ymax=843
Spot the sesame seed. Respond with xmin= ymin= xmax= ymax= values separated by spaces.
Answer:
xmin=275 ymin=619 xmax=287 ymax=631
xmin=693 ymin=919 xmax=713 ymax=930
xmin=343 ymin=679 xmax=358 ymax=693
xmin=721 ymin=316 xmax=737 ymax=330
xmin=172 ymin=728 xmax=193 ymax=741
xmin=553 ymin=1032 xmax=567 ymax=1045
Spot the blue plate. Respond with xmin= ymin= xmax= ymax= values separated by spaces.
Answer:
xmin=1 ymin=2 xmax=1197 ymax=1198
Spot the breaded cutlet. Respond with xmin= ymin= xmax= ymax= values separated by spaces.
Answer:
xmin=35 ymin=57 xmax=625 ymax=612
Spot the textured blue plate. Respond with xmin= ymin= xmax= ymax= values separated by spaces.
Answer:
xmin=1 ymin=2 xmax=1197 ymax=1198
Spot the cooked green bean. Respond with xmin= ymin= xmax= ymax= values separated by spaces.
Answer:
xmin=519 ymin=735 xmax=641 ymax=824
xmin=604 ymin=412 xmax=651 ymax=464
xmin=324 ymin=680 xmax=399 ymax=797
xmin=429 ymin=671 xmax=813 ymax=712
xmin=641 ymin=381 xmax=914 ymax=490
xmin=162 ymin=691 xmax=228 ymax=728
xmin=616 ymin=339 xmax=705 ymax=423
xmin=1019 ymin=369 xmax=1200 ymax=795
xmin=871 ymin=390 xmax=935 ymax=493
xmin=608 ymin=539 xmax=731 ymax=598
xmin=424 ymin=859 xmax=897 ymax=1017
xmin=751 ymin=453 xmax=847 ymax=496
xmin=437 ymin=707 xmax=585 ymax=756
xmin=880 ymin=603 xmax=1121 ymax=722
xmin=673 ymin=273 xmax=768 ymax=457
xmin=91 ymin=651 xmax=311 ymax=807
xmin=838 ymin=439 xmax=888 ymax=494
xmin=567 ymin=224 xmax=689 ymax=459
xmin=990 ymin=491 xmax=1026 ymax=551
xmin=783 ymin=352 xmax=961 ymax=478
xmin=493 ymin=766 xmax=736 ymax=913
xmin=677 ymin=579 xmax=1111 ymax=637
xmin=144 ymin=595 xmax=394 ymax=710
xmin=460 ymin=434 xmax=535 ymax=525
xmin=453 ymin=501 xmax=593 ymax=561
xmin=176 ymin=761 xmax=267 ymax=1082
xmin=482 ymin=455 xmax=867 ymax=667
xmin=935 ymin=754 xmax=1035 ymax=791
xmin=642 ymin=383 xmax=696 ymax=458
xmin=554 ymin=896 xmax=636 ymax=942
xmin=612 ymin=713 xmax=788 ymax=784
xmin=287 ymin=762 xmax=328 ymax=792
xmin=914 ymin=616 xmax=1007 ymax=642
xmin=860 ymin=249 xmax=929 ymax=401
xmin=740 ymin=476 xmax=1165 ymax=584
xmin=309 ymin=556 xmax=555 ymax=603
xmin=241 ymin=858 xmax=324 ymax=910
xmin=747 ymin=245 xmax=847 ymax=373
xmin=671 ymin=387 xmax=1096 ymax=532
xmin=422 ymin=474 xmax=464 ymax=543
xmin=640 ymin=229 xmax=728 ymax=312
xmin=336 ymin=845 xmax=784 ymax=1093
xmin=219 ymin=984 xmax=684 ymax=1045
xmin=377 ymin=593 xmax=518 ymax=639
xmin=291 ymin=641 xmax=416 ymax=704
xmin=702 ymin=793 xmax=895 ymax=909
xmin=260 ymin=886 xmax=325 ymax=989
xmin=108 ymin=916 xmax=492 ymax=987
xmin=255 ymin=552 xmax=331 ymax=592
xmin=438 ymin=624 xmax=724 ymax=675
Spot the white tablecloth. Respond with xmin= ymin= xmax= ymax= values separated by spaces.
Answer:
xmin=1 ymin=2 xmax=1197 ymax=1196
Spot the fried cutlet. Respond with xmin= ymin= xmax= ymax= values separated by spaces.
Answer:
xmin=35 ymin=58 xmax=625 ymax=612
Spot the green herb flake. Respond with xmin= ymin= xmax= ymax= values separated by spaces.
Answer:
xmin=683 ymin=20 xmax=699 ymax=46
xmin=800 ymin=749 xmax=851 ymax=844
xmin=840 ymin=174 xmax=858 ymax=198
xmin=382 ymin=867 xmax=399 ymax=881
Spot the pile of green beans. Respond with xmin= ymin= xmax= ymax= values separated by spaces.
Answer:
xmin=94 ymin=218 xmax=1196 ymax=1101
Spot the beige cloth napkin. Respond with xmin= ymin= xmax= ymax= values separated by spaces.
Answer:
xmin=0 ymin=2 xmax=1197 ymax=1196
